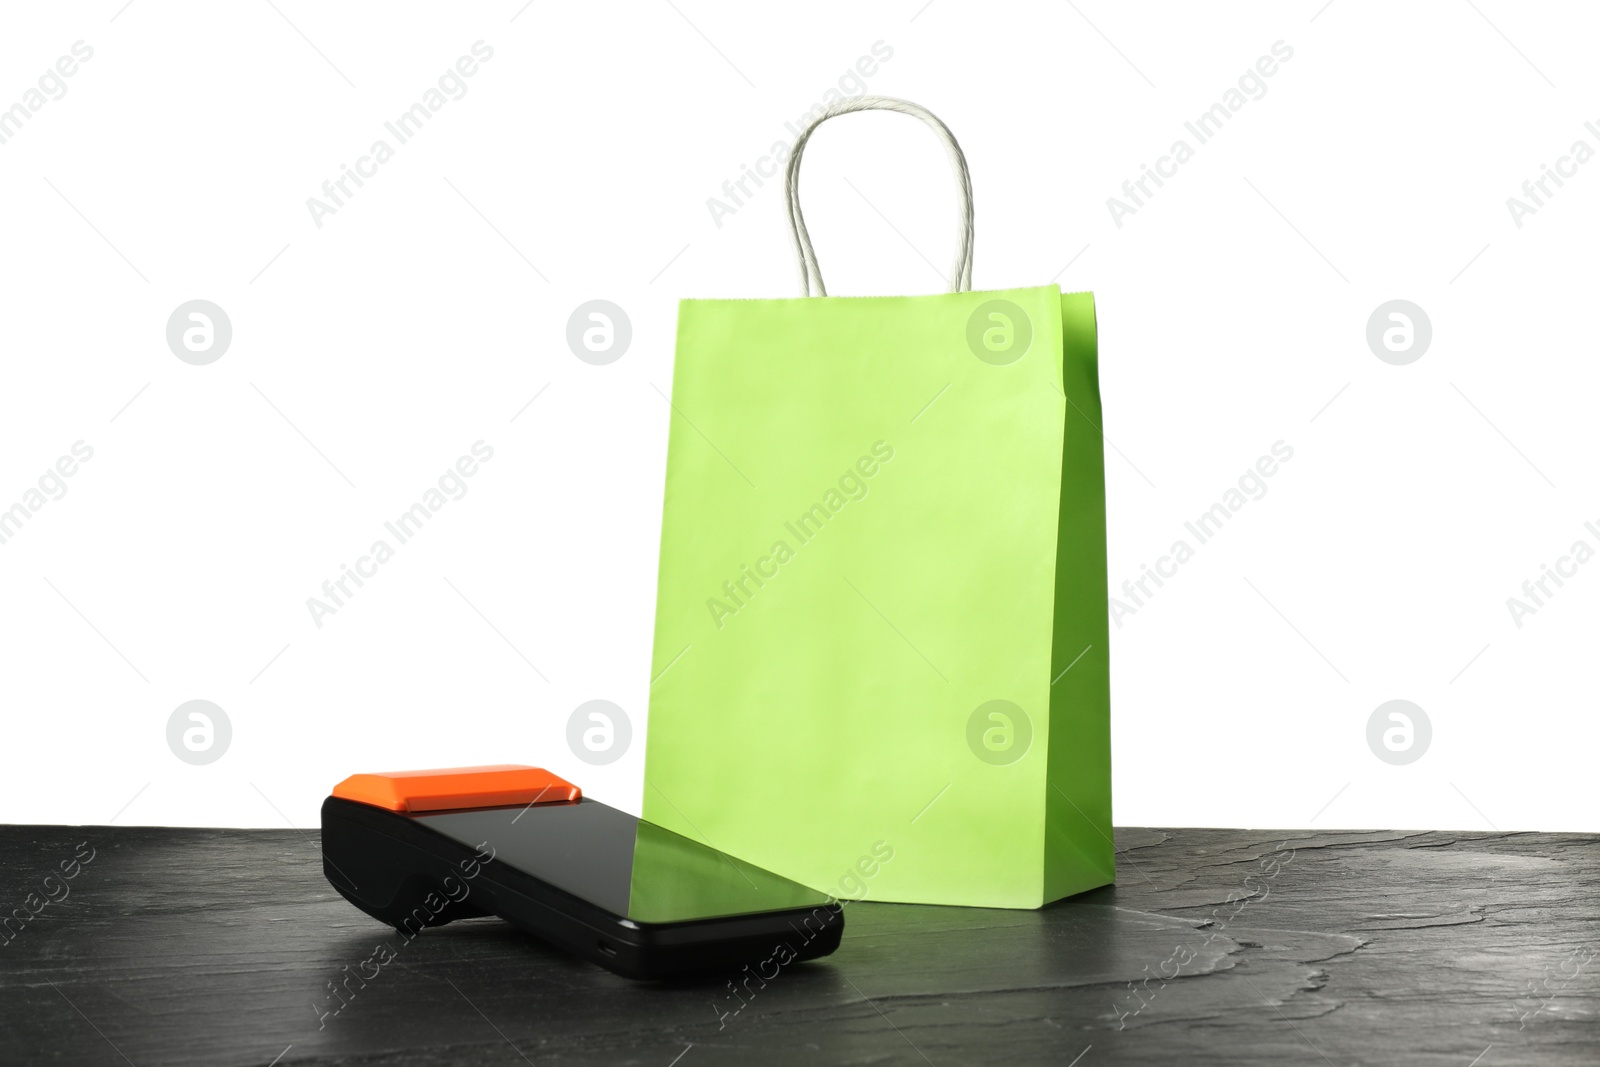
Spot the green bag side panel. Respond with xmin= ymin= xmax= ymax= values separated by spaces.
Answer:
xmin=1043 ymin=291 xmax=1116 ymax=902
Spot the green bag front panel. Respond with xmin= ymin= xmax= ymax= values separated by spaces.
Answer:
xmin=643 ymin=284 xmax=1111 ymax=908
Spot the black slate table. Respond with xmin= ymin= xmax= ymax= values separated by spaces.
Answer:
xmin=2 ymin=825 xmax=1594 ymax=1065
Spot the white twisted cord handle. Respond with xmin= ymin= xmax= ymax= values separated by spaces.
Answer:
xmin=783 ymin=96 xmax=974 ymax=297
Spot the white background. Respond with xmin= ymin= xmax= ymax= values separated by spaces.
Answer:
xmin=1 ymin=1 xmax=1594 ymax=833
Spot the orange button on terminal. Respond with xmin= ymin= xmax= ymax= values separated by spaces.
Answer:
xmin=331 ymin=765 xmax=580 ymax=813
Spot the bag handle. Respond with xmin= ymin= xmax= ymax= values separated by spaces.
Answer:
xmin=784 ymin=96 xmax=974 ymax=297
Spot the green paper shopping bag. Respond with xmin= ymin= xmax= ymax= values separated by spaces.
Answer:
xmin=643 ymin=97 xmax=1112 ymax=908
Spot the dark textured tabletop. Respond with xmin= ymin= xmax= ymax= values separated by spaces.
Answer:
xmin=1 ymin=824 xmax=1595 ymax=1065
